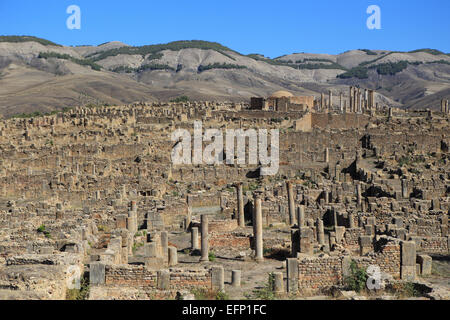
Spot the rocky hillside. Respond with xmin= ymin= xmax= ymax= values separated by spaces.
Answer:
xmin=0 ymin=36 xmax=449 ymax=117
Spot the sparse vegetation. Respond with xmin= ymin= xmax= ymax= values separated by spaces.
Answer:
xmin=36 ymin=224 xmax=51 ymax=238
xmin=170 ymin=96 xmax=189 ymax=103
xmin=360 ymin=49 xmax=378 ymax=55
xmin=190 ymin=287 xmax=221 ymax=300
xmin=38 ymin=52 xmax=102 ymax=71
xmin=97 ymin=224 xmax=109 ymax=232
xmin=208 ymin=251 xmax=216 ymax=262
xmin=248 ymin=54 xmax=346 ymax=70
xmin=337 ymin=66 xmax=369 ymax=79
xmin=111 ymin=63 xmax=175 ymax=73
xmin=9 ymin=108 xmax=71 ymax=119
xmin=215 ymin=290 xmax=229 ymax=300
xmin=246 ymin=273 xmax=276 ymax=300
xmin=132 ymin=242 xmax=144 ymax=254
xmin=86 ymin=40 xmax=238 ymax=62
xmin=409 ymin=48 xmax=446 ymax=56
xmin=344 ymin=260 xmax=368 ymax=292
xmin=388 ymin=282 xmax=421 ymax=298
xmin=197 ymin=63 xmax=247 ymax=73
xmin=338 ymin=60 xmax=420 ymax=79
xmin=0 ymin=35 xmax=61 ymax=46
xmin=375 ymin=61 xmax=410 ymax=76
xmin=66 ymin=274 xmax=90 ymax=300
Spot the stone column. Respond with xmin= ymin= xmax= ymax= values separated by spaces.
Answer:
xmin=236 ymin=183 xmax=245 ymax=227
xmin=191 ymin=227 xmax=199 ymax=250
xmin=157 ymin=270 xmax=170 ymax=290
xmin=211 ymin=266 xmax=224 ymax=291
xmin=297 ymin=205 xmax=305 ymax=227
xmin=401 ymin=179 xmax=408 ymax=198
xmin=286 ymin=181 xmax=296 ymax=226
xmin=185 ymin=206 xmax=192 ymax=230
xmin=348 ymin=213 xmax=356 ymax=229
xmin=231 ymin=270 xmax=241 ymax=287
xmin=324 ymin=147 xmax=329 ymax=163
xmin=349 ymin=86 xmax=353 ymax=112
xmin=333 ymin=207 xmax=338 ymax=227
xmin=329 ymin=90 xmax=333 ymax=109
xmin=127 ymin=209 xmax=137 ymax=234
xmin=273 ymin=272 xmax=284 ymax=293
xmin=168 ymin=246 xmax=178 ymax=266
xmin=356 ymin=183 xmax=362 ymax=206
xmin=316 ymin=218 xmax=325 ymax=245
xmin=299 ymin=226 xmax=313 ymax=254
xmin=254 ymin=192 xmax=264 ymax=262
xmin=286 ymin=258 xmax=298 ymax=293
xmin=200 ymin=214 xmax=209 ymax=262
xmin=324 ymin=189 xmax=329 ymax=204
xmin=161 ymin=231 xmax=168 ymax=262
xmin=401 ymin=241 xmax=416 ymax=281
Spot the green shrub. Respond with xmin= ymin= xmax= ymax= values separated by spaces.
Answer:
xmin=190 ymin=288 xmax=218 ymax=300
xmin=409 ymin=48 xmax=445 ymax=56
xmin=38 ymin=52 xmax=101 ymax=71
xmin=360 ymin=49 xmax=378 ymax=55
xmin=170 ymin=96 xmax=189 ymax=103
xmin=337 ymin=66 xmax=369 ymax=79
xmin=132 ymin=242 xmax=144 ymax=254
xmin=197 ymin=63 xmax=246 ymax=73
xmin=37 ymin=224 xmax=51 ymax=238
xmin=87 ymin=40 xmax=238 ymax=62
xmin=215 ymin=290 xmax=229 ymax=300
xmin=66 ymin=274 xmax=90 ymax=300
xmin=0 ymin=35 xmax=61 ymax=46
xmin=250 ymin=273 xmax=276 ymax=300
xmin=208 ymin=251 xmax=216 ymax=262
xmin=375 ymin=61 xmax=409 ymax=76
xmin=344 ymin=260 xmax=368 ymax=292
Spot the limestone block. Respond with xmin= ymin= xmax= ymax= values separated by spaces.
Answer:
xmin=89 ymin=262 xmax=105 ymax=285
xmin=211 ymin=266 xmax=224 ymax=291
xmin=417 ymin=255 xmax=432 ymax=276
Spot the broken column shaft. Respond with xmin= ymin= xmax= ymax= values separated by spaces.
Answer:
xmin=254 ymin=192 xmax=264 ymax=262
xmin=200 ymin=214 xmax=209 ymax=262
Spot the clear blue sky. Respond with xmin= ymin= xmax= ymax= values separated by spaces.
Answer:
xmin=0 ymin=0 xmax=449 ymax=58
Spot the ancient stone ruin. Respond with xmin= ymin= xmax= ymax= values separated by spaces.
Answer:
xmin=0 ymin=88 xmax=449 ymax=300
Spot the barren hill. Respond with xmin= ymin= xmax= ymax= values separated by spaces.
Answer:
xmin=0 ymin=36 xmax=449 ymax=117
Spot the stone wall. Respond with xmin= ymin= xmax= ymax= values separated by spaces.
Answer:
xmin=311 ymin=113 xmax=370 ymax=130
xmin=296 ymin=239 xmax=402 ymax=292
xmin=105 ymin=265 xmax=211 ymax=290
xmin=298 ymin=255 xmax=343 ymax=290
xmin=208 ymin=219 xmax=238 ymax=233
xmin=418 ymin=236 xmax=449 ymax=254
xmin=209 ymin=232 xmax=251 ymax=249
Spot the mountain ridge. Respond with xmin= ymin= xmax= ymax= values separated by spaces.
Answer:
xmin=0 ymin=35 xmax=449 ymax=117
